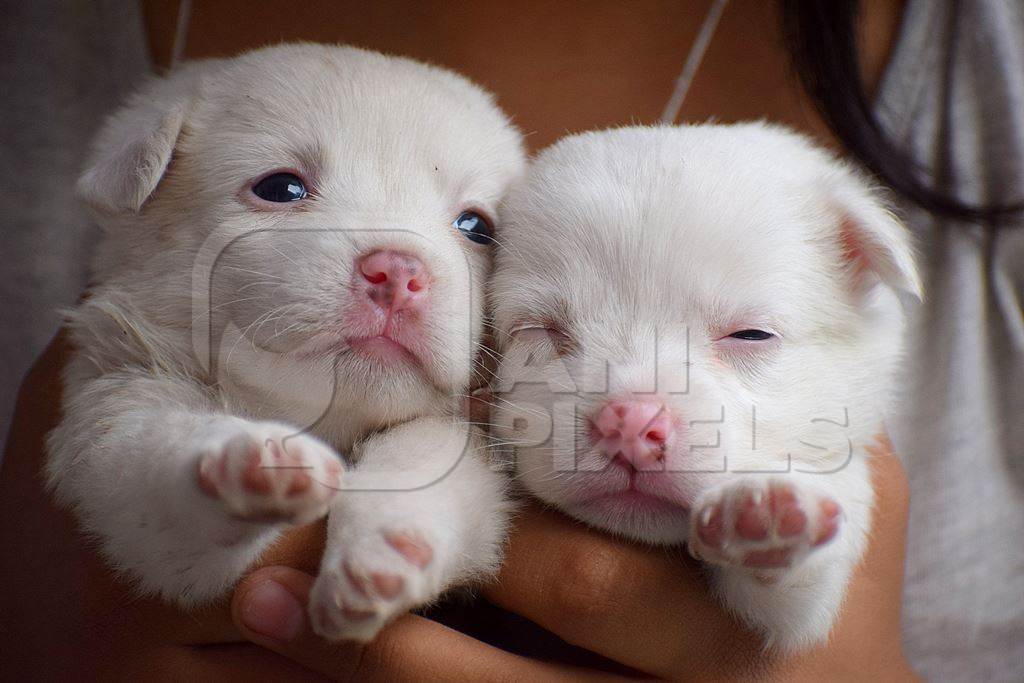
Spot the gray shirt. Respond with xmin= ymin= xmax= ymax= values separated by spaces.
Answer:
xmin=876 ymin=1 xmax=1024 ymax=680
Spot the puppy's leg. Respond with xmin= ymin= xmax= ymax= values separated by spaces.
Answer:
xmin=309 ymin=417 xmax=510 ymax=641
xmin=46 ymin=367 xmax=342 ymax=605
xmin=687 ymin=461 xmax=872 ymax=652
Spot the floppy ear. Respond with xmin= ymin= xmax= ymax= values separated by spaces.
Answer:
xmin=77 ymin=74 xmax=196 ymax=214
xmin=828 ymin=172 xmax=923 ymax=300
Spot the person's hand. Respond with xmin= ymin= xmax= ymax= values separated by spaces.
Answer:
xmin=0 ymin=336 xmax=614 ymax=680
xmin=231 ymin=436 xmax=917 ymax=681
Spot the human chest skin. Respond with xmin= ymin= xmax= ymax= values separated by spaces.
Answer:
xmin=143 ymin=0 xmax=904 ymax=151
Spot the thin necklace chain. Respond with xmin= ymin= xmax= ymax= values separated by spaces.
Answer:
xmin=660 ymin=0 xmax=730 ymax=125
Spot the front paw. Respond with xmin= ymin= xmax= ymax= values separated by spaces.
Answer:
xmin=195 ymin=422 xmax=343 ymax=524
xmin=309 ymin=528 xmax=440 ymax=642
xmin=689 ymin=479 xmax=841 ymax=571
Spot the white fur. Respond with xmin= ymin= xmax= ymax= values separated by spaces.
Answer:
xmin=490 ymin=123 xmax=919 ymax=652
xmin=46 ymin=43 xmax=524 ymax=640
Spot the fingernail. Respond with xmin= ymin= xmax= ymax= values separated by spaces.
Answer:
xmin=241 ymin=580 xmax=304 ymax=642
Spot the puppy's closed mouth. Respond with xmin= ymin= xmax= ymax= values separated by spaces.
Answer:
xmin=572 ymin=471 xmax=692 ymax=515
xmin=346 ymin=334 xmax=420 ymax=366
xmin=299 ymin=332 xmax=421 ymax=367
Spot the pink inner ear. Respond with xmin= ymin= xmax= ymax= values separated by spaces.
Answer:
xmin=838 ymin=218 xmax=872 ymax=280
xmin=830 ymin=191 xmax=921 ymax=299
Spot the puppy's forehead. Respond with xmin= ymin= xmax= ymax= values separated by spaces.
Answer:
xmin=499 ymin=126 xmax=834 ymax=325
xmin=187 ymin=45 xmax=517 ymax=202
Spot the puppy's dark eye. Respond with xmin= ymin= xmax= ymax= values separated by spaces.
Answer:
xmin=252 ymin=173 xmax=308 ymax=203
xmin=453 ymin=211 xmax=493 ymax=245
xmin=728 ymin=329 xmax=774 ymax=341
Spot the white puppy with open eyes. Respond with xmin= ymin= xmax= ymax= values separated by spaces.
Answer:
xmin=490 ymin=123 xmax=920 ymax=652
xmin=45 ymin=43 xmax=524 ymax=641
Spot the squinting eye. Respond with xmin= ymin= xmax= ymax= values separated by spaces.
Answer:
xmin=509 ymin=325 xmax=553 ymax=343
xmin=509 ymin=324 xmax=577 ymax=357
xmin=453 ymin=211 xmax=493 ymax=245
xmin=728 ymin=329 xmax=775 ymax=341
xmin=252 ymin=173 xmax=308 ymax=203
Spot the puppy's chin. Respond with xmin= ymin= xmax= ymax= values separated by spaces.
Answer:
xmin=516 ymin=459 xmax=692 ymax=546
xmin=564 ymin=496 xmax=692 ymax=546
xmin=334 ymin=350 xmax=458 ymax=402
xmin=214 ymin=331 xmax=456 ymax=432
xmin=254 ymin=322 xmax=472 ymax=400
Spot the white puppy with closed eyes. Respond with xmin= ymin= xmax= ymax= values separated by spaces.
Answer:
xmin=490 ymin=123 xmax=920 ymax=652
xmin=46 ymin=43 xmax=524 ymax=641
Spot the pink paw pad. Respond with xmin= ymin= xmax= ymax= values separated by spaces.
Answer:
xmin=196 ymin=458 xmax=223 ymax=498
xmin=696 ymin=501 xmax=726 ymax=547
xmin=385 ymin=531 xmax=434 ymax=568
xmin=814 ymin=499 xmax=841 ymax=546
xmin=371 ymin=573 xmax=404 ymax=599
xmin=242 ymin=446 xmax=274 ymax=494
xmin=743 ymin=547 xmax=795 ymax=568
xmin=341 ymin=562 xmax=404 ymax=601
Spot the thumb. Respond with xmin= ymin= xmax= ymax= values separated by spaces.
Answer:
xmin=233 ymin=567 xmax=316 ymax=646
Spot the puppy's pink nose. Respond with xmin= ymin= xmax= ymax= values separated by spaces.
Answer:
xmin=591 ymin=400 xmax=671 ymax=470
xmin=356 ymin=250 xmax=430 ymax=312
